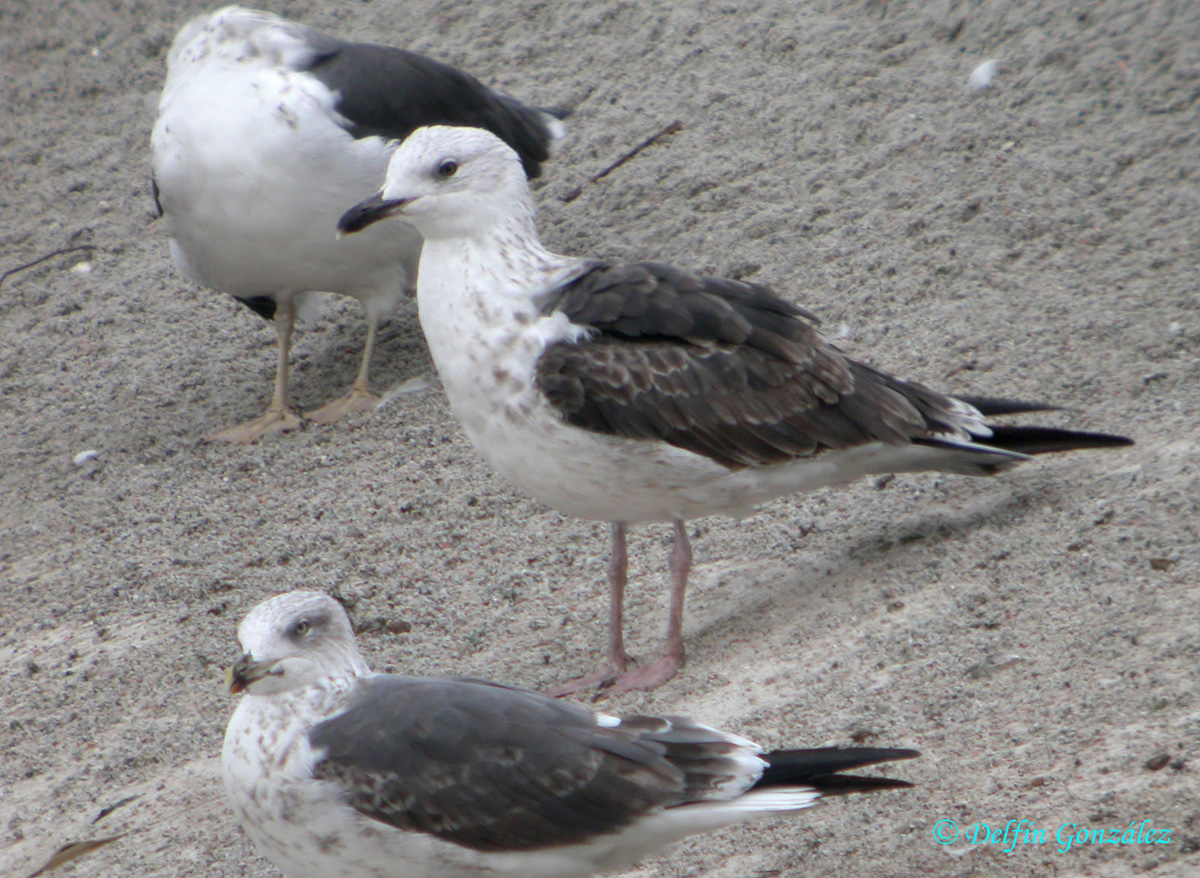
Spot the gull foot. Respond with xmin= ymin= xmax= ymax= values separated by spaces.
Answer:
xmin=209 ymin=409 xmax=303 ymax=444
xmin=545 ymin=650 xmax=634 ymax=698
xmin=606 ymin=653 xmax=682 ymax=693
xmin=306 ymin=388 xmax=380 ymax=425
xmin=546 ymin=666 xmax=620 ymax=698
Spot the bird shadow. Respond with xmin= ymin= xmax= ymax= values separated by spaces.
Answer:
xmin=838 ymin=485 xmax=1045 ymax=568
xmin=684 ymin=483 xmax=1052 ymax=655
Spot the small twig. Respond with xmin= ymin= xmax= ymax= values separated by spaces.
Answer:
xmin=0 ymin=245 xmax=95 ymax=290
xmin=26 ymin=837 xmax=125 ymax=878
xmin=93 ymin=795 xmax=141 ymax=824
xmin=561 ymin=121 xmax=684 ymax=203
xmin=23 ymin=785 xmax=218 ymax=878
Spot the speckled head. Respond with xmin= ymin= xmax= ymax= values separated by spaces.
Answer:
xmin=229 ymin=591 xmax=368 ymax=696
xmin=339 ymin=125 xmax=532 ymax=241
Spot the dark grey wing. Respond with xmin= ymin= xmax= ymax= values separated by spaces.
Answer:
xmin=535 ymin=262 xmax=973 ymax=469
xmin=308 ymin=676 xmax=687 ymax=851
xmin=300 ymin=34 xmax=558 ymax=178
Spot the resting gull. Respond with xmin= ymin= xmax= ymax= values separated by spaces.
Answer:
xmin=339 ymin=126 xmax=1133 ymax=693
xmin=222 ymin=591 xmax=918 ymax=878
xmin=151 ymin=6 xmax=564 ymax=442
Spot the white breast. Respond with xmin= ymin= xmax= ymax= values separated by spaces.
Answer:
xmin=415 ymin=239 xmax=739 ymax=522
xmin=151 ymin=12 xmax=419 ymax=312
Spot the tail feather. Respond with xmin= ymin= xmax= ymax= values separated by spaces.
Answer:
xmin=537 ymin=107 xmax=569 ymax=149
xmin=756 ymin=747 xmax=919 ymax=796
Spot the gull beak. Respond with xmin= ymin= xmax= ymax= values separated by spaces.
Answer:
xmin=337 ymin=193 xmax=412 ymax=235
xmin=227 ymin=653 xmax=281 ymax=694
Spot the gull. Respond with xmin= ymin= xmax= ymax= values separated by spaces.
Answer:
xmin=338 ymin=126 xmax=1133 ymax=693
xmin=150 ymin=6 xmax=564 ymax=442
xmin=222 ymin=591 xmax=918 ymax=878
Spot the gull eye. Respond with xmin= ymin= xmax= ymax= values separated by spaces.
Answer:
xmin=437 ymin=159 xmax=459 ymax=179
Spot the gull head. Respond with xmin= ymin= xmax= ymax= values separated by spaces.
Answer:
xmin=228 ymin=591 xmax=367 ymax=696
xmin=338 ymin=125 xmax=531 ymax=241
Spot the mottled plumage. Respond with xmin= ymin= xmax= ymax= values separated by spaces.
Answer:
xmin=535 ymin=261 xmax=1013 ymax=470
xmin=338 ymin=126 xmax=1132 ymax=692
xmin=223 ymin=592 xmax=917 ymax=878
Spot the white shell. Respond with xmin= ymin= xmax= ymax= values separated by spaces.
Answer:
xmin=968 ymin=59 xmax=999 ymax=91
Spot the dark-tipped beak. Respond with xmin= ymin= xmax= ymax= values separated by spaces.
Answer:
xmin=227 ymin=653 xmax=280 ymax=694
xmin=338 ymin=193 xmax=412 ymax=234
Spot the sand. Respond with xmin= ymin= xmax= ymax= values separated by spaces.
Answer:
xmin=2 ymin=1 xmax=1197 ymax=876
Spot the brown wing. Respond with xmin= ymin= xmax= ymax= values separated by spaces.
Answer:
xmin=536 ymin=262 xmax=971 ymax=469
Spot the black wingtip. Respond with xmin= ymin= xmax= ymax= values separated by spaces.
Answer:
xmin=955 ymin=397 xmax=1136 ymax=451
xmin=985 ymin=425 xmax=1134 ymax=455
xmin=803 ymin=775 xmax=916 ymax=795
xmin=757 ymin=746 xmax=919 ymax=795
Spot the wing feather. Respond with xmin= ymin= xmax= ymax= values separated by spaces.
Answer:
xmin=309 ymin=677 xmax=685 ymax=851
xmin=535 ymin=262 xmax=973 ymax=469
xmin=309 ymin=678 xmax=920 ymax=850
xmin=300 ymin=34 xmax=558 ymax=178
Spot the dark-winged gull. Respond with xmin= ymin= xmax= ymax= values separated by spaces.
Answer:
xmin=151 ymin=6 xmax=564 ymax=442
xmin=223 ymin=591 xmax=918 ymax=878
xmin=339 ymin=126 xmax=1133 ymax=693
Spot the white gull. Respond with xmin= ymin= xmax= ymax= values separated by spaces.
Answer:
xmin=222 ymin=591 xmax=918 ymax=878
xmin=339 ymin=126 xmax=1133 ymax=692
xmin=151 ymin=7 xmax=564 ymax=442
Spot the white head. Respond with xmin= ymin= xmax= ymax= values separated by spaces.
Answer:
xmin=228 ymin=591 xmax=368 ymax=696
xmin=338 ymin=125 xmax=533 ymax=241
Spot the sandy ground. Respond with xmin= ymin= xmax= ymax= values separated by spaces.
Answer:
xmin=2 ymin=1 xmax=1198 ymax=876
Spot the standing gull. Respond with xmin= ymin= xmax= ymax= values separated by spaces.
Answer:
xmin=151 ymin=6 xmax=564 ymax=442
xmin=223 ymin=591 xmax=918 ymax=878
xmin=339 ymin=126 xmax=1133 ymax=693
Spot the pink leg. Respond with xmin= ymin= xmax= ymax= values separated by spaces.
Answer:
xmin=608 ymin=519 xmax=690 ymax=692
xmin=604 ymin=522 xmax=631 ymax=672
xmin=548 ymin=523 xmax=632 ymax=696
